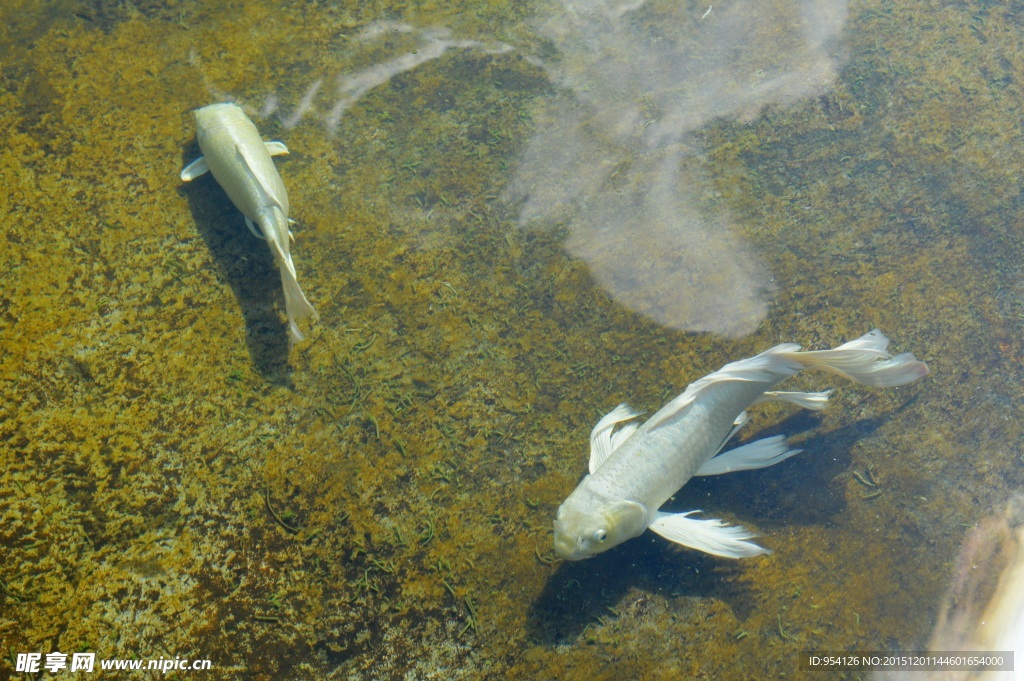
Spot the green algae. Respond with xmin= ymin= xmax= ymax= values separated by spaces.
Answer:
xmin=2 ymin=1 xmax=1024 ymax=679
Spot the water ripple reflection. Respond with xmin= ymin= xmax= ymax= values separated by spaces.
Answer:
xmin=508 ymin=0 xmax=848 ymax=336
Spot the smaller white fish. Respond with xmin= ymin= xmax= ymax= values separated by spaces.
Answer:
xmin=181 ymin=102 xmax=317 ymax=343
xmin=553 ymin=329 xmax=929 ymax=561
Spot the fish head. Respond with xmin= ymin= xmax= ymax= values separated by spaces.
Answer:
xmin=553 ymin=480 xmax=648 ymax=560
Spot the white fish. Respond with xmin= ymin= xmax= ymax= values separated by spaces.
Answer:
xmin=553 ymin=329 xmax=929 ymax=560
xmin=181 ymin=102 xmax=317 ymax=343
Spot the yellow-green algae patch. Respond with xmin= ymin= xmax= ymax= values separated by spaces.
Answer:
xmin=3 ymin=0 xmax=1024 ymax=679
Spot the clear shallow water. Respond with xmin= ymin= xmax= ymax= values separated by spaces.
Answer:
xmin=2 ymin=0 xmax=1023 ymax=678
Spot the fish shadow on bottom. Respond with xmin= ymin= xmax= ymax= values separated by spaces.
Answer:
xmin=677 ymin=409 xmax=852 ymax=529
xmin=526 ymin=539 xmax=755 ymax=645
xmin=177 ymin=165 xmax=294 ymax=384
xmin=698 ymin=400 xmax=920 ymax=530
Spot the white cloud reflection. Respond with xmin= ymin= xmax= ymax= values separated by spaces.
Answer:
xmin=193 ymin=23 xmax=512 ymax=133
xmin=191 ymin=6 xmax=846 ymax=336
xmin=508 ymin=0 xmax=848 ymax=336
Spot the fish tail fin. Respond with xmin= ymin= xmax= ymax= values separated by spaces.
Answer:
xmin=781 ymin=329 xmax=929 ymax=388
xmin=264 ymin=211 xmax=318 ymax=343
xmin=278 ymin=264 xmax=318 ymax=343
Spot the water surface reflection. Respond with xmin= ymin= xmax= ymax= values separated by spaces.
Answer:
xmin=508 ymin=0 xmax=849 ymax=336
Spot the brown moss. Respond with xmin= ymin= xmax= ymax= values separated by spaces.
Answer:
xmin=3 ymin=0 xmax=1024 ymax=679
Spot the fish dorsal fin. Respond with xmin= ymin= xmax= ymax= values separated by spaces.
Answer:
xmin=588 ymin=403 xmax=642 ymax=474
xmin=642 ymin=378 xmax=726 ymax=431
xmin=234 ymin=143 xmax=287 ymax=214
xmin=180 ymin=155 xmax=209 ymax=181
xmin=644 ymin=344 xmax=804 ymax=432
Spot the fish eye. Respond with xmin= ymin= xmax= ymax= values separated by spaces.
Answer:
xmin=593 ymin=529 xmax=607 ymax=543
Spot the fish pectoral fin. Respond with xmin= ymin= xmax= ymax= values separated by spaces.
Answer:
xmin=753 ymin=390 xmax=833 ymax=410
xmin=180 ymin=156 xmax=209 ymax=181
xmin=245 ymin=217 xmax=267 ymax=240
xmin=695 ymin=435 xmax=801 ymax=476
xmin=589 ymin=403 xmax=643 ymax=474
xmin=649 ymin=511 xmax=770 ymax=559
xmin=264 ymin=140 xmax=289 ymax=156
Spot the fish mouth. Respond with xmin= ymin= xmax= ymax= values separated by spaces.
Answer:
xmin=553 ymin=531 xmax=586 ymax=561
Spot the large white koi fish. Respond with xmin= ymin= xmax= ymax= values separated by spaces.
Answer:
xmin=181 ymin=102 xmax=317 ymax=343
xmin=553 ymin=329 xmax=929 ymax=560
